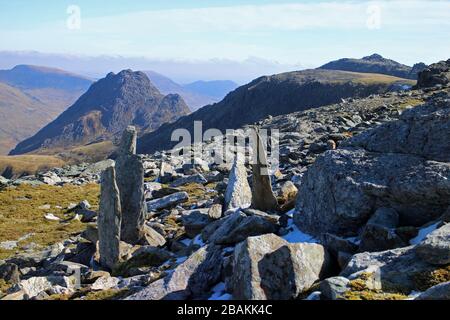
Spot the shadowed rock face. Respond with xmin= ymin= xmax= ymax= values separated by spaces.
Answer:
xmin=251 ymin=128 xmax=278 ymax=212
xmin=10 ymin=70 xmax=190 ymax=155
xmin=416 ymin=59 xmax=450 ymax=88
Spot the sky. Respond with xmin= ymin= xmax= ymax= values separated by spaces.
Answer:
xmin=0 ymin=0 xmax=449 ymax=83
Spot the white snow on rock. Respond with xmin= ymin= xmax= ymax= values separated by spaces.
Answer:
xmin=44 ymin=213 xmax=61 ymax=221
xmin=282 ymin=218 xmax=318 ymax=243
xmin=410 ymin=222 xmax=441 ymax=245
xmin=208 ymin=282 xmax=233 ymax=300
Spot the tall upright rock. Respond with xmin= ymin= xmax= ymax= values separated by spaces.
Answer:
xmin=224 ymin=155 xmax=252 ymax=210
xmin=116 ymin=126 xmax=146 ymax=244
xmin=251 ymin=128 xmax=278 ymax=212
xmin=98 ymin=164 xmax=122 ymax=270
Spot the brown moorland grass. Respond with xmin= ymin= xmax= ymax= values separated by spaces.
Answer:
xmin=0 ymin=183 xmax=99 ymax=260
xmin=0 ymin=155 xmax=65 ymax=178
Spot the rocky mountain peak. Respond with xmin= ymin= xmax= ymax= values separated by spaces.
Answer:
xmin=10 ymin=70 xmax=190 ymax=155
xmin=362 ymin=53 xmax=385 ymax=61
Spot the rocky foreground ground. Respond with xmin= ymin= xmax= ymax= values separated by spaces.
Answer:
xmin=0 ymin=72 xmax=449 ymax=300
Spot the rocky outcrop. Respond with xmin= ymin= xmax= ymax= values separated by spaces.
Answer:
xmin=320 ymin=54 xmax=425 ymax=80
xmin=138 ymin=69 xmax=414 ymax=154
xmin=359 ymin=207 xmax=405 ymax=252
xmin=416 ymin=59 xmax=450 ymax=88
xmin=415 ymin=282 xmax=450 ymax=300
xmin=231 ymin=234 xmax=331 ymax=300
xmin=98 ymin=165 xmax=122 ymax=270
xmin=340 ymin=246 xmax=434 ymax=293
xmin=126 ymin=245 xmax=222 ymax=300
xmin=415 ymin=223 xmax=450 ymax=265
xmin=258 ymin=242 xmax=332 ymax=299
xmin=294 ymin=98 xmax=450 ymax=237
xmin=231 ymin=234 xmax=288 ymax=300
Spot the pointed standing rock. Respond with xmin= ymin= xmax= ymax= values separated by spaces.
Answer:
xmin=224 ymin=156 xmax=252 ymax=210
xmin=116 ymin=126 xmax=146 ymax=244
xmin=98 ymin=165 xmax=122 ymax=270
xmin=118 ymin=125 xmax=137 ymax=155
xmin=251 ymin=128 xmax=278 ymax=211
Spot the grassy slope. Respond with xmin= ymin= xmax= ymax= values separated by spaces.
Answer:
xmin=0 ymin=155 xmax=65 ymax=178
xmin=0 ymin=183 xmax=99 ymax=260
xmin=0 ymin=83 xmax=54 ymax=154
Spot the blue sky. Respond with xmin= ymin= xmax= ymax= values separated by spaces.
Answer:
xmin=0 ymin=0 xmax=449 ymax=82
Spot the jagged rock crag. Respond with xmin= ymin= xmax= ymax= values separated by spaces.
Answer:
xmin=416 ymin=59 xmax=450 ymax=88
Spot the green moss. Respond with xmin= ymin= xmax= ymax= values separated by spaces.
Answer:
xmin=344 ymin=272 xmax=407 ymax=300
xmin=413 ymin=265 xmax=450 ymax=292
xmin=112 ymin=254 xmax=165 ymax=277
xmin=83 ymin=289 xmax=130 ymax=300
xmin=46 ymin=288 xmax=130 ymax=301
xmin=343 ymin=290 xmax=407 ymax=300
xmin=179 ymin=183 xmax=217 ymax=207
xmin=397 ymin=98 xmax=424 ymax=110
xmin=0 ymin=278 xmax=13 ymax=294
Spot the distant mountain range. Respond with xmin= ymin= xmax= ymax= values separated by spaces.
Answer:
xmin=145 ymin=71 xmax=238 ymax=110
xmin=10 ymin=70 xmax=189 ymax=155
xmin=137 ymin=69 xmax=415 ymax=153
xmin=3 ymin=54 xmax=423 ymax=157
xmin=0 ymin=65 xmax=92 ymax=154
xmin=320 ymin=54 xmax=427 ymax=80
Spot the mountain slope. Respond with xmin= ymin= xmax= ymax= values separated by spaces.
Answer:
xmin=10 ymin=70 xmax=190 ymax=155
xmin=137 ymin=69 xmax=414 ymax=154
xmin=0 ymin=64 xmax=92 ymax=111
xmin=319 ymin=54 xmax=426 ymax=80
xmin=0 ymin=83 xmax=57 ymax=154
xmin=145 ymin=71 xmax=238 ymax=111
xmin=183 ymin=80 xmax=238 ymax=101
xmin=0 ymin=65 xmax=93 ymax=154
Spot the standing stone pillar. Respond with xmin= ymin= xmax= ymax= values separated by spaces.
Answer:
xmin=116 ymin=126 xmax=146 ymax=244
xmin=251 ymin=127 xmax=278 ymax=212
xmin=224 ymin=154 xmax=252 ymax=210
xmin=98 ymin=164 xmax=122 ymax=270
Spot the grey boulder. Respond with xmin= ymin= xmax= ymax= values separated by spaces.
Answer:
xmin=415 ymin=223 xmax=450 ymax=265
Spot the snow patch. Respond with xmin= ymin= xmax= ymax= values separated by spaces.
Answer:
xmin=208 ymin=282 xmax=233 ymax=300
xmin=193 ymin=234 xmax=205 ymax=247
xmin=410 ymin=222 xmax=440 ymax=245
xmin=175 ymin=256 xmax=188 ymax=264
xmin=305 ymin=291 xmax=321 ymax=300
xmin=282 ymin=219 xmax=318 ymax=243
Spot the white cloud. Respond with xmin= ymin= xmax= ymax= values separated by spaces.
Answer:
xmin=0 ymin=0 xmax=449 ymax=67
